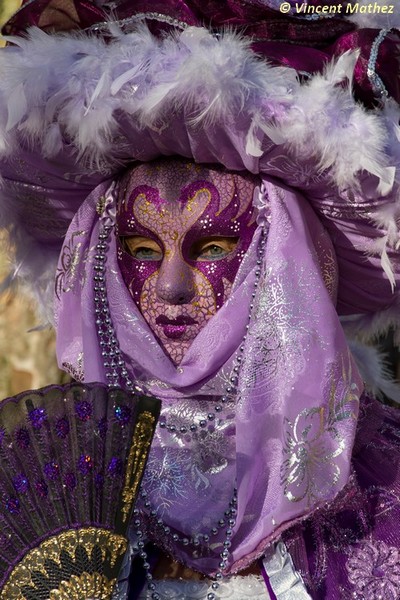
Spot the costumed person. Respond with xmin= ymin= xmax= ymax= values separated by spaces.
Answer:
xmin=0 ymin=1 xmax=400 ymax=599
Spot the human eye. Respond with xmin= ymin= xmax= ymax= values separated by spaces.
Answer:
xmin=121 ymin=236 xmax=163 ymax=261
xmin=192 ymin=237 xmax=238 ymax=262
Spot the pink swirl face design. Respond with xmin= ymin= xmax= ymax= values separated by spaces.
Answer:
xmin=116 ymin=159 xmax=257 ymax=364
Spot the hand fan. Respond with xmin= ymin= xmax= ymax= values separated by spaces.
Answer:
xmin=0 ymin=382 xmax=160 ymax=599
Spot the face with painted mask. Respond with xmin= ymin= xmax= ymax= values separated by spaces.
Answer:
xmin=116 ymin=159 xmax=258 ymax=364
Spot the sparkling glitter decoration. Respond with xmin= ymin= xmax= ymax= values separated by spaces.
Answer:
xmin=15 ymin=428 xmax=30 ymax=449
xmin=55 ymin=417 xmax=70 ymax=439
xmin=35 ymin=480 xmax=48 ymax=498
xmin=97 ymin=417 xmax=108 ymax=438
xmin=13 ymin=474 xmax=29 ymax=494
xmin=6 ymin=497 xmax=20 ymax=514
xmin=95 ymin=473 xmax=104 ymax=488
xmin=78 ymin=454 xmax=93 ymax=475
xmin=114 ymin=404 xmax=131 ymax=425
xmin=107 ymin=457 xmax=123 ymax=477
xmin=367 ymin=29 xmax=390 ymax=98
xmin=64 ymin=472 xmax=77 ymax=491
xmin=75 ymin=400 xmax=93 ymax=421
xmin=28 ymin=407 xmax=47 ymax=429
xmin=44 ymin=461 xmax=60 ymax=480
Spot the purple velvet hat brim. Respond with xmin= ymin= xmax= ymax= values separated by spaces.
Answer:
xmin=0 ymin=21 xmax=398 ymax=339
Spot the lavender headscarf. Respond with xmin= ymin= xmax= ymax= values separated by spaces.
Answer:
xmin=55 ymin=166 xmax=363 ymax=574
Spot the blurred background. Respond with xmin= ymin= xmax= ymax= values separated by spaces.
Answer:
xmin=0 ymin=0 xmax=20 ymax=24
xmin=0 ymin=0 xmax=65 ymax=399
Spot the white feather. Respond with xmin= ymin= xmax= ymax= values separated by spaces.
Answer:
xmin=379 ymin=237 xmax=396 ymax=292
xmin=0 ymin=22 xmax=399 ymax=313
xmin=245 ymin=118 xmax=264 ymax=158
xmin=6 ymin=83 xmax=27 ymax=132
xmin=348 ymin=339 xmax=400 ymax=403
xmin=86 ymin=71 xmax=109 ymax=115
xmin=110 ymin=65 xmax=140 ymax=96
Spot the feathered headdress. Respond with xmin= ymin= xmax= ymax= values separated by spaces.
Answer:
xmin=0 ymin=0 xmax=399 ymax=342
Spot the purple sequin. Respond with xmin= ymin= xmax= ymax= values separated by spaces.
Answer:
xmin=13 ymin=474 xmax=29 ymax=494
xmin=55 ymin=417 xmax=70 ymax=439
xmin=0 ymin=427 xmax=5 ymax=445
xmin=108 ymin=457 xmax=123 ymax=477
xmin=97 ymin=417 xmax=108 ymax=438
xmin=75 ymin=400 xmax=92 ymax=421
xmin=114 ymin=404 xmax=131 ymax=425
xmin=15 ymin=428 xmax=30 ymax=449
xmin=35 ymin=480 xmax=48 ymax=498
xmin=6 ymin=497 xmax=20 ymax=514
xmin=64 ymin=472 xmax=77 ymax=490
xmin=28 ymin=407 xmax=47 ymax=429
xmin=78 ymin=454 xmax=93 ymax=475
xmin=95 ymin=473 xmax=104 ymax=488
xmin=44 ymin=461 xmax=60 ymax=480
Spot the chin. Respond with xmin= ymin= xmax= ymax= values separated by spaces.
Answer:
xmin=162 ymin=339 xmax=193 ymax=365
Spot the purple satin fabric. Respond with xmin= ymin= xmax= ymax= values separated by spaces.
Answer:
xmin=4 ymin=0 xmax=399 ymax=107
xmin=55 ymin=176 xmax=363 ymax=574
xmin=2 ymin=0 xmax=107 ymax=34
xmin=282 ymin=395 xmax=400 ymax=599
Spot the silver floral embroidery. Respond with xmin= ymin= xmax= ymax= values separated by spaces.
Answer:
xmin=238 ymin=261 xmax=322 ymax=413
xmin=346 ymin=539 xmax=400 ymax=600
xmin=142 ymin=398 xmax=235 ymax=521
xmin=142 ymin=449 xmax=189 ymax=513
xmin=281 ymin=355 xmax=359 ymax=504
xmin=62 ymin=352 xmax=84 ymax=382
xmin=315 ymin=237 xmax=338 ymax=301
xmin=55 ymin=231 xmax=87 ymax=299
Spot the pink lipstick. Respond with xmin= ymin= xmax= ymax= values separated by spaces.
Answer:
xmin=156 ymin=315 xmax=197 ymax=339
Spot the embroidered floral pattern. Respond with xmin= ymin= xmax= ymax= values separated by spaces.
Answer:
xmin=281 ymin=356 xmax=359 ymax=504
xmin=346 ymin=540 xmax=400 ymax=600
xmin=55 ymin=231 xmax=87 ymax=299
xmin=62 ymin=352 xmax=84 ymax=382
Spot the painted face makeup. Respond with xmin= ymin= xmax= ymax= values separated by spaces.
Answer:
xmin=116 ymin=159 xmax=258 ymax=364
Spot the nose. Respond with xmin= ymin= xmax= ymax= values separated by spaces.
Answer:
xmin=156 ymin=255 xmax=196 ymax=305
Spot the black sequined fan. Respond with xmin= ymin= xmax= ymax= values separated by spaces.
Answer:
xmin=0 ymin=382 xmax=160 ymax=599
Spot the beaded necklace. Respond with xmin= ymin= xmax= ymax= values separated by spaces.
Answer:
xmin=93 ymin=192 xmax=267 ymax=599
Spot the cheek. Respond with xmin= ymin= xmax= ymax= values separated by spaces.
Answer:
xmin=185 ymin=224 xmax=256 ymax=309
xmin=117 ymin=245 xmax=158 ymax=306
xmin=195 ymin=255 xmax=241 ymax=310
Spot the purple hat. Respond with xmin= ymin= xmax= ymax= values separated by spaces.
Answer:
xmin=0 ymin=0 xmax=398 ymax=340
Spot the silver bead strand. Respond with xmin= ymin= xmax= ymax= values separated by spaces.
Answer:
xmin=159 ymin=224 xmax=266 ymax=434
xmin=93 ymin=220 xmax=143 ymax=395
xmin=94 ymin=206 xmax=266 ymax=599
xmin=133 ymin=488 xmax=238 ymax=600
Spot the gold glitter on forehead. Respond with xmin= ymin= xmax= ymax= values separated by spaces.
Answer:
xmin=132 ymin=186 xmax=213 ymax=240
xmin=118 ymin=158 xmax=259 ymax=240
xmin=120 ymin=159 xmax=257 ymax=214
xmin=123 ymin=160 xmax=213 ymax=201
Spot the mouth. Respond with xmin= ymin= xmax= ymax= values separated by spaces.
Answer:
xmin=156 ymin=315 xmax=197 ymax=339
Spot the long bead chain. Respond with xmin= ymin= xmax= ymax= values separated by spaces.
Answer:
xmin=132 ymin=488 xmax=238 ymax=600
xmin=93 ymin=212 xmax=267 ymax=599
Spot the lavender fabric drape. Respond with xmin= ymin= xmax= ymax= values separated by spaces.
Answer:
xmin=55 ymin=177 xmax=363 ymax=574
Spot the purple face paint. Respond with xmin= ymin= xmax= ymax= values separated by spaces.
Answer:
xmin=116 ymin=159 xmax=258 ymax=364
